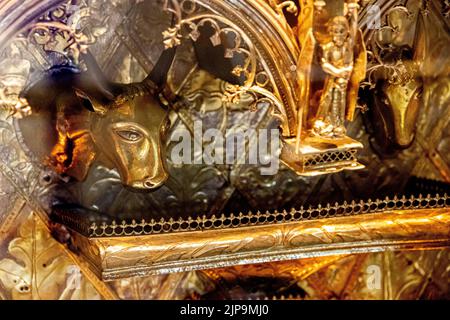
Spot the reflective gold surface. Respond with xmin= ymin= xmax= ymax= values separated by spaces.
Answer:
xmin=282 ymin=0 xmax=367 ymax=176
xmin=22 ymin=48 xmax=176 ymax=191
xmin=68 ymin=206 xmax=450 ymax=280
xmin=0 ymin=0 xmax=449 ymax=300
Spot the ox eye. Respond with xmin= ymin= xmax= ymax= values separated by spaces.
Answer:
xmin=115 ymin=129 xmax=143 ymax=142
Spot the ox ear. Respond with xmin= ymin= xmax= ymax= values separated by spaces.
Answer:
xmin=74 ymin=89 xmax=109 ymax=116
xmin=144 ymin=46 xmax=177 ymax=89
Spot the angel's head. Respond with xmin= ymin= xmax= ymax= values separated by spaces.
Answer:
xmin=329 ymin=16 xmax=350 ymax=47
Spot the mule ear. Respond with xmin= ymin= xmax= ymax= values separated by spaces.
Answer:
xmin=74 ymin=89 xmax=108 ymax=115
xmin=412 ymin=13 xmax=426 ymax=67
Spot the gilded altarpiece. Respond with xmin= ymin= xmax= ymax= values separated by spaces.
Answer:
xmin=0 ymin=0 xmax=448 ymax=300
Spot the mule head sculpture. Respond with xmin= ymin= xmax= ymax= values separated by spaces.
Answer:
xmin=21 ymin=47 xmax=177 ymax=190
xmin=363 ymin=13 xmax=428 ymax=155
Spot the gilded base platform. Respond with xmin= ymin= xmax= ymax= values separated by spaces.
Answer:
xmin=281 ymin=135 xmax=365 ymax=176
xmin=64 ymin=203 xmax=450 ymax=281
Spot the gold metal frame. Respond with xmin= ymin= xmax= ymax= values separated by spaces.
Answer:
xmin=58 ymin=194 xmax=450 ymax=280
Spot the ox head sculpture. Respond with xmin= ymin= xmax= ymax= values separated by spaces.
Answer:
xmin=21 ymin=47 xmax=177 ymax=191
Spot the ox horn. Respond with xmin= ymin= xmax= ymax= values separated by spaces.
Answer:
xmin=76 ymin=50 xmax=123 ymax=114
xmin=109 ymin=45 xmax=178 ymax=109
xmin=143 ymin=12 xmax=178 ymax=93
xmin=78 ymin=13 xmax=178 ymax=112
xmin=143 ymin=46 xmax=177 ymax=91
xmin=81 ymin=51 xmax=115 ymax=94
xmin=81 ymin=37 xmax=177 ymax=92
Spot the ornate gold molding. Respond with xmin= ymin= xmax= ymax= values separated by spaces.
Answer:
xmin=52 ymin=193 xmax=449 ymax=237
xmin=68 ymin=206 xmax=450 ymax=280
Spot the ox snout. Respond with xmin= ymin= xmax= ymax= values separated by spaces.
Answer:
xmin=143 ymin=172 xmax=169 ymax=189
xmin=129 ymin=171 xmax=169 ymax=190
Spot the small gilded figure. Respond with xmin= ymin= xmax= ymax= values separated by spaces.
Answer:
xmin=298 ymin=1 xmax=366 ymax=140
xmin=279 ymin=1 xmax=367 ymax=175
xmin=313 ymin=15 xmax=355 ymax=137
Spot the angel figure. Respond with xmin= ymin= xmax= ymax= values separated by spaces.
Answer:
xmin=313 ymin=15 xmax=355 ymax=137
xmin=296 ymin=1 xmax=366 ymax=142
